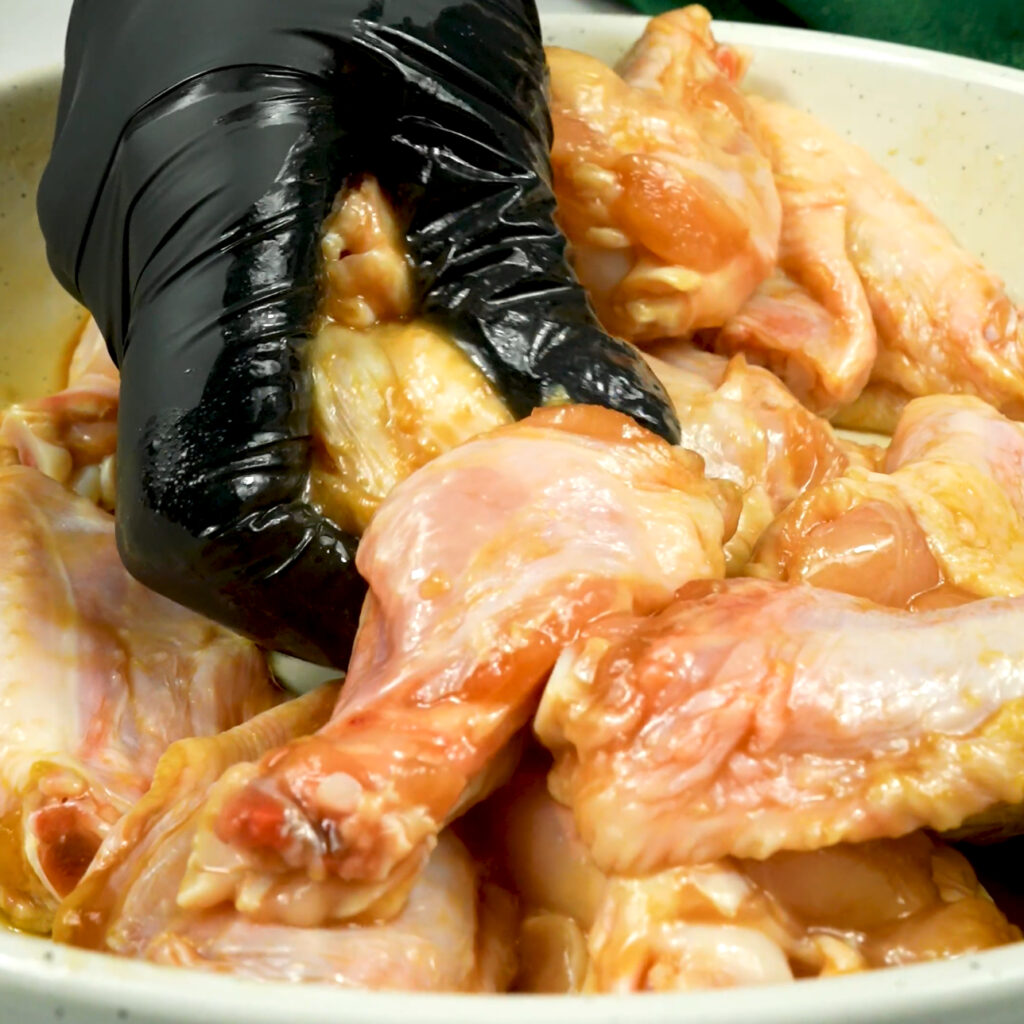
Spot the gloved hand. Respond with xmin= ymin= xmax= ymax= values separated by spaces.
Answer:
xmin=37 ymin=0 xmax=680 ymax=668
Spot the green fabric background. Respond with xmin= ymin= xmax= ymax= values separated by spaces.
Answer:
xmin=619 ymin=0 xmax=1024 ymax=68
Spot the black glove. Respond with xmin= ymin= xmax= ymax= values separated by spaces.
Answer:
xmin=38 ymin=0 xmax=680 ymax=668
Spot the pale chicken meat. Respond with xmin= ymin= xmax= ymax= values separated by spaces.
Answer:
xmin=707 ymin=93 xmax=878 ymax=415
xmin=546 ymin=7 xmax=781 ymax=343
xmin=743 ymin=839 xmax=1019 ymax=968
xmin=0 ymin=318 xmax=119 ymax=509
xmin=749 ymin=395 xmax=1024 ymax=606
xmin=830 ymin=383 xmax=914 ymax=436
xmin=0 ymin=466 xmax=279 ymax=933
xmin=742 ymin=98 xmax=1024 ymax=432
xmin=310 ymin=322 xmax=510 ymax=535
xmin=482 ymin=772 xmax=800 ymax=992
xmin=318 ymin=176 xmax=415 ymax=332
xmin=645 ymin=340 xmax=864 ymax=570
xmin=537 ymin=577 xmax=1024 ymax=868
xmin=310 ymin=177 xmax=511 ymax=535
xmin=176 ymin=406 xmax=737 ymax=926
xmin=55 ymin=689 xmax=517 ymax=992
xmin=710 ymin=262 xmax=876 ymax=418
xmin=480 ymin=773 xmax=1015 ymax=992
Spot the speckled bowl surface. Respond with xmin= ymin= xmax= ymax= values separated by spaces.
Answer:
xmin=2 ymin=10 xmax=1024 ymax=1024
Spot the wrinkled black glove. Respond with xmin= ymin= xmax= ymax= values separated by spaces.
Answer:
xmin=38 ymin=0 xmax=680 ymax=667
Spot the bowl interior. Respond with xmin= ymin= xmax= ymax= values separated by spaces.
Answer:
xmin=0 ymin=71 xmax=85 ymax=403
xmin=3 ymin=13 xmax=1024 ymax=1024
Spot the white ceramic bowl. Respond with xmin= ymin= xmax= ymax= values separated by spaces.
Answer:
xmin=2 ymin=11 xmax=1024 ymax=1024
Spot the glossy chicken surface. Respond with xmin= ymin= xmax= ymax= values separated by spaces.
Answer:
xmin=706 ymin=88 xmax=879 ymax=416
xmin=55 ymin=689 xmax=516 ymax=991
xmin=177 ymin=405 xmax=737 ymax=926
xmin=310 ymin=177 xmax=511 ymax=535
xmin=739 ymin=98 xmax=1024 ymax=431
xmin=546 ymin=7 xmax=780 ymax=342
xmin=749 ymin=395 xmax=1024 ymax=605
xmin=0 ymin=466 xmax=279 ymax=933
xmin=483 ymin=772 xmax=799 ymax=992
xmin=537 ymin=578 xmax=1024 ymax=868
xmin=0 ymin=319 xmax=119 ymax=508
xmin=711 ymin=263 xmax=875 ymax=419
xmin=310 ymin=322 xmax=511 ymax=535
xmin=481 ymin=773 xmax=1015 ymax=992
xmin=318 ymin=176 xmax=414 ymax=332
xmin=644 ymin=340 xmax=862 ymax=570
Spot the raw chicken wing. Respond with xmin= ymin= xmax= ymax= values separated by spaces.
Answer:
xmin=483 ymin=772 xmax=800 ymax=992
xmin=546 ymin=7 xmax=780 ymax=342
xmin=750 ymin=98 xmax=1024 ymax=431
xmin=710 ymin=261 xmax=875 ymax=418
xmin=55 ymin=688 xmax=516 ymax=991
xmin=310 ymin=322 xmax=510 ymax=535
xmin=749 ymin=395 xmax=1024 ymax=606
xmin=537 ymin=578 xmax=1024 ymax=868
xmin=0 ymin=466 xmax=278 ymax=933
xmin=178 ymin=405 xmax=737 ymax=926
xmin=311 ymin=177 xmax=511 ymax=535
xmin=482 ymin=773 xmax=1014 ymax=991
xmin=0 ymin=318 xmax=119 ymax=508
xmin=645 ymin=340 xmax=861 ymax=570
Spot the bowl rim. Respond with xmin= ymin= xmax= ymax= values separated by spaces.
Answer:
xmin=2 ymin=926 xmax=1024 ymax=1023
xmin=3 ymin=12 xmax=1024 ymax=1022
